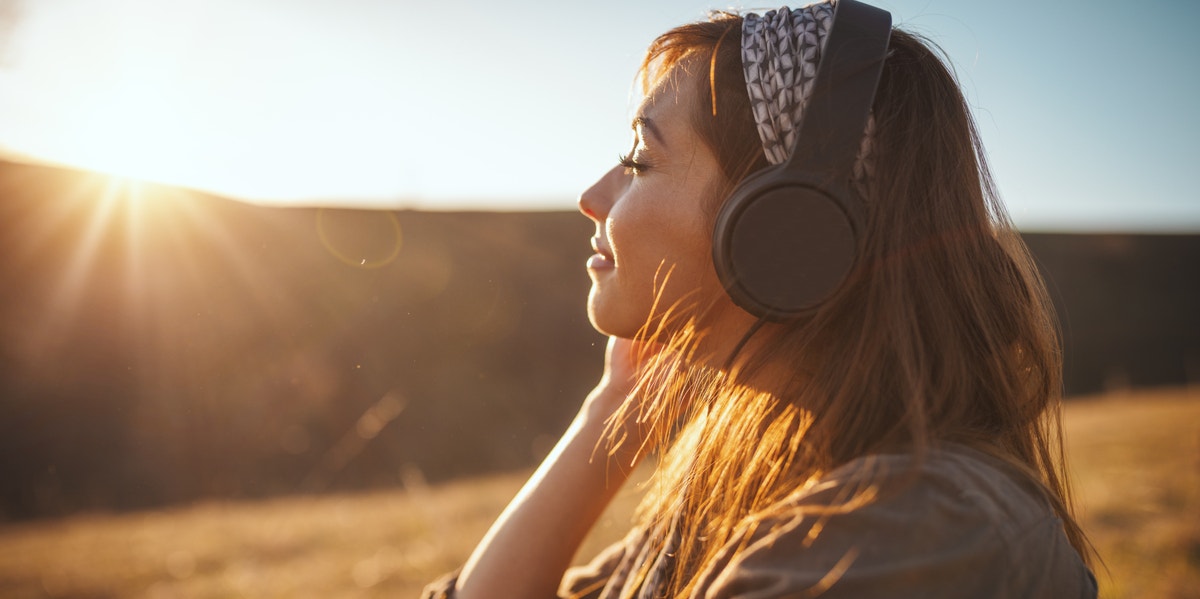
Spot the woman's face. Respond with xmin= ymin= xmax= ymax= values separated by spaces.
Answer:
xmin=579 ymin=64 xmax=735 ymax=340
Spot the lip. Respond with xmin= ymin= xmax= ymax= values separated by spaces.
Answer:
xmin=587 ymin=237 xmax=614 ymax=270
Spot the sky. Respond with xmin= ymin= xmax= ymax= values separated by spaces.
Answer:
xmin=0 ymin=0 xmax=1197 ymax=231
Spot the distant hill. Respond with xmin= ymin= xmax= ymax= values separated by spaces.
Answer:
xmin=1 ymin=159 xmax=1197 ymax=519
xmin=1024 ymin=233 xmax=1200 ymax=394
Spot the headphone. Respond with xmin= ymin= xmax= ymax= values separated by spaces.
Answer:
xmin=711 ymin=0 xmax=892 ymax=320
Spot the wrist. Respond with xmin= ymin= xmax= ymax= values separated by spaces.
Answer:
xmin=581 ymin=386 xmax=648 ymax=468
xmin=583 ymin=381 xmax=630 ymax=416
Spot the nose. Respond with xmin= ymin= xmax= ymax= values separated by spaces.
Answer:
xmin=578 ymin=165 xmax=626 ymax=223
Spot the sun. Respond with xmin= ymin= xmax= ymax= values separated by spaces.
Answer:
xmin=34 ymin=77 xmax=388 ymax=206
xmin=30 ymin=68 xmax=293 ymax=202
xmin=56 ymin=81 xmax=204 ymax=190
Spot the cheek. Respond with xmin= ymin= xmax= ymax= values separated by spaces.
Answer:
xmin=612 ymin=200 xmax=719 ymax=306
xmin=606 ymin=197 xmax=650 ymax=268
xmin=608 ymin=197 xmax=678 ymax=275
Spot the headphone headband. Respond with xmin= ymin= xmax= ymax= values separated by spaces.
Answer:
xmin=713 ymin=0 xmax=892 ymax=320
xmin=787 ymin=0 xmax=891 ymax=175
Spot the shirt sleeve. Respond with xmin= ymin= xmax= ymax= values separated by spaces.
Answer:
xmin=420 ymin=569 xmax=460 ymax=599
xmin=559 ymin=537 xmax=633 ymax=599
xmin=693 ymin=452 xmax=1098 ymax=599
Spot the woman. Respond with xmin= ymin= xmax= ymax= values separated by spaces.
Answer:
xmin=426 ymin=2 xmax=1097 ymax=597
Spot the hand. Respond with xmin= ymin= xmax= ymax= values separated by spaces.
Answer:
xmin=586 ymin=336 xmax=651 ymax=412
xmin=600 ymin=335 xmax=643 ymax=391
xmin=581 ymin=336 xmax=669 ymax=464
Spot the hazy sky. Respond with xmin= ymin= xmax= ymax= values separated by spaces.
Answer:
xmin=0 ymin=0 xmax=1197 ymax=231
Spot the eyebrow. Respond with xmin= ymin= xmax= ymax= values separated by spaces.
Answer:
xmin=633 ymin=116 xmax=666 ymax=147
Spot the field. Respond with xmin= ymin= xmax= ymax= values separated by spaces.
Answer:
xmin=0 ymin=387 xmax=1196 ymax=598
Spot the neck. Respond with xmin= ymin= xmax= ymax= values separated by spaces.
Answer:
xmin=690 ymin=303 xmax=798 ymax=399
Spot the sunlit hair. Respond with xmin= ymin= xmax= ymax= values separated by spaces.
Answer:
xmin=603 ymin=12 xmax=1095 ymax=598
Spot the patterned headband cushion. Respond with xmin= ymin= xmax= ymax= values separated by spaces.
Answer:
xmin=741 ymin=2 xmax=876 ymax=194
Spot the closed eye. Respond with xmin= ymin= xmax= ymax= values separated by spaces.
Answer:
xmin=618 ymin=133 xmax=649 ymax=175
xmin=618 ymin=151 xmax=648 ymax=174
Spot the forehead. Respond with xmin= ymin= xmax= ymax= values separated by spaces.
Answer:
xmin=637 ymin=56 xmax=705 ymax=124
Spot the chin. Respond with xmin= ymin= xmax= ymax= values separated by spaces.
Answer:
xmin=586 ymin=307 xmax=637 ymax=339
xmin=586 ymin=291 xmax=643 ymax=339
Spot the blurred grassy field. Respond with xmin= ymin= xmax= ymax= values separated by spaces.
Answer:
xmin=0 ymin=387 xmax=1196 ymax=599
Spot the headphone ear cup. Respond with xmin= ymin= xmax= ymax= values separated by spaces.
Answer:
xmin=713 ymin=178 xmax=858 ymax=319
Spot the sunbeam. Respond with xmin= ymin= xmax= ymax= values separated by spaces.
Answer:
xmin=32 ymin=175 xmax=131 ymax=355
xmin=10 ymin=169 xmax=326 ymax=391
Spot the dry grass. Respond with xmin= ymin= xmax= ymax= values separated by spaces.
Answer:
xmin=1062 ymin=387 xmax=1200 ymax=598
xmin=0 ymin=388 xmax=1196 ymax=598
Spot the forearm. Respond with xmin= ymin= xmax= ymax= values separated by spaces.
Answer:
xmin=454 ymin=388 xmax=641 ymax=599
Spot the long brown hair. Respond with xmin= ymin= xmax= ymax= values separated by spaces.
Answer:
xmin=605 ymin=12 xmax=1094 ymax=598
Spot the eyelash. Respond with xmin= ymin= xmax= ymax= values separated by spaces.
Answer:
xmin=617 ymin=151 xmax=649 ymax=174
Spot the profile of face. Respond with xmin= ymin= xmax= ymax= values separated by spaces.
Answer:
xmin=579 ymin=61 xmax=742 ymax=341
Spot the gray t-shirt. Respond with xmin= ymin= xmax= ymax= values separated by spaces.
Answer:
xmin=423 ymin=444 xmax=1097 ymax=598
xmin=559 ymin=444 xmax=1097 ymax=598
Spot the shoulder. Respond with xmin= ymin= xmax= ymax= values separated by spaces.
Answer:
xmin=694 ymin=445 xmax=1097 ymax=599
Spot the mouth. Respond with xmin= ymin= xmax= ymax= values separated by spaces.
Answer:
xmin=587 ymin=237 xmax=614 ymax=270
